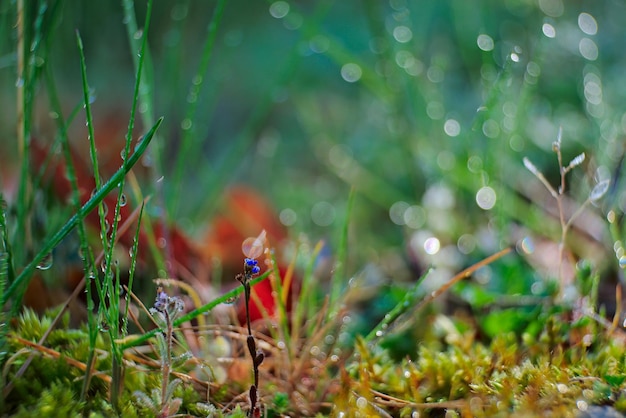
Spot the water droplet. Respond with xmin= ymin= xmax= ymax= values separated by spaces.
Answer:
xmin=223 ymin=295 xmax=238 ymax=304
xmin=36 ymin=253 xmax=53 ymax=270
xmin=242 ymin=230 xmax=266 ymax=258
xmin=356 ymin=397 xmax=368 ymax=409
xmin=15 ymin=77 xmax=24 ymax=88
xmin=119 ymin=193 xmax=127 ymax=207
xmin=375 ymin=330 xmax=383 ymax=337
xmin=517 ymin=236 xmax=535 ymax=254
xmin=133 ymin=29 xmax=143 ymax=40
xmin=590 ymin=179 xmax=610 ymax=202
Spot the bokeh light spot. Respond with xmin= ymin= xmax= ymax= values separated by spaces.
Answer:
xmin=389 ymin=201 xmax=409 ymax=225
xmin=311 ymin=201 xmax=336 ymax=226
xmin=476 ymin=186 xmax=497 ymax=210
xmin=341 ymin=63 xmax=362 ymax=83
xmin=542 ymin=23 xmax=556 ymax=38
xmin=476 ymin=34 xmax=494 ymax=51
xmin=393 ymin=26 xmax=413 ymax=43
xmin=279 ymin=208 xmax=297 ymax=226
xmin=444 ymin=119 xmax=461 ymax=137
xmin=579 ymin=38 xmax=598 ymax=61
xmin=424 ymin=237 xmax=441 ymax=255
xmin=457 ymin=234 xmax=476 ymax=254
xmin=404 ymin=205 xmax=425 ymax=229
xmin=269 ymin=1 xmax=289 ymax=19
xmin=578 ymin=13 xmax=598 ymax=35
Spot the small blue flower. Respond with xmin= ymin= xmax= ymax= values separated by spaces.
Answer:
xmin=244 ymin=258 xmax=261 ymax=276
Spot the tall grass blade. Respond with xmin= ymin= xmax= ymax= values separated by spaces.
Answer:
xmin=1 ymin=117 xmax=163 ymax=307
xmin=327 ymin=187 xmax=355 ymax=320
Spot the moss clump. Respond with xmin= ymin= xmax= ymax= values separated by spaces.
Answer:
xmin=345 ymin=322 xmax=626 ymax=417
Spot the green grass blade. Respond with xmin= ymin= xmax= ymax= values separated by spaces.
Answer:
xmin=1 ymin=117 xmax=163 ymax=307
xmin=327 ymin=187 xmax=355 ymax=320
xmin=0 ymin=195 xmax=15 ymax=285
xmin=76 ymin=30 xmax=107 ymax=247
xmin=363 ymin=268 xmax=431 ymax=344
xmin=122 ymin=201 xmax=145 ymax=337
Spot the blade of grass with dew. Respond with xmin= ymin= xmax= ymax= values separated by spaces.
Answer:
xmin=0 ymin=194 xmax=10 ymax=386
xmin=1 ymin=117 xmax=162 ymax=307
xmin=107 ymin=0 xmax=154 ymax=291
xmin=170 ymin=0 xmax=226 ymax=218
xmin=77 ymin=30 xmax=109 ymax=255
xmin=327 ymin=187 xmax=355 ymax=321
xmin=0 ymin=195 xmax=15 ymax=285
xmin=123 ymin=201 xmax=145 ymax=337
xmin=1 ymin=196 xmax=151 ymax=401
xmin=102 ymin=1 xmax=154 ymax=405
xmin=120 ymin=271 xmax=270 ymax=350
xmin=77 ymin=29 xmax=132 ymax=404
xmin=292 ymin=240 xmax=323 ymax=340
xmin=44 ymin=57 xmax=105 ymax=401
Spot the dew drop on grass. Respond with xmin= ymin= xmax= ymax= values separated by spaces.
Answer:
xmin=356 ymin=397 xmax=368 ymax=409
xmin=223 ymin=295 xmax=238 ymax=304
xmin=590 ymin=179 xmax=610 ymax=202
xmin=119 ymin=193 xmax=127 ymax=207
xmin=36 ymin=252 xmax=53 ymax=270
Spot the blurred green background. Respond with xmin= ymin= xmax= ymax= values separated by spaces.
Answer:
xmin=2 ymin=0 xmax=625 ymax=294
